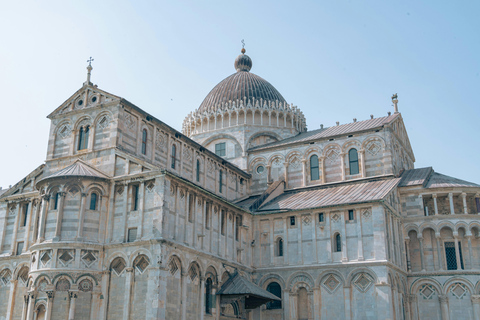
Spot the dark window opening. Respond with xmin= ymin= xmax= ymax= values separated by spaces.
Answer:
xmin=141 ymin=129 xmax=147 ymax=155
xmin=277 ymin=238 xmax=284 ymax=257
xmin=132 ymin=185 xmax=139 ymax=211
xmin=266 ymin=282 xmax=282 ymax=309
xmin=290 ymin=216 xmax=296 ymax=226
xmin=78 ymin=126 xmax=90 ymax=150
xmin=16 ymin=242 xmax=24 ymax=255
xmin=205 ymin=278 xmax=213 ymax=314
xmin=310 ymin=155 xmax=319 ymax=181
xmin=53 ymin=192 xmax=60 ymax=210
xmin=90 ymin=193 xmax=98 ymax=211
xmin=22 ymin=203 xmax=29 ymax=227
xmin=127 ymin=228 xmax=137 ymax=242
xmin=349 ymin=148 xmax=359 ymax=175
xmin=348 ymin=210 xmax=354 ymax=221
xmin=221 ymin=211 xmax=226 ymax=235
xmin=219 ymin=170 xmax=223 ymax=193
xmin=205 ymin=203 xmax=210 ymax=229
xmin=196 ymin=160 xmax=201 ymax=182
xmin=335 ymin=234 xmax=342 ymax=252
xmin=171 ymin=145 xmax=176 ymax=169
xmin=318 ymin=212 xmax=324 ymax=223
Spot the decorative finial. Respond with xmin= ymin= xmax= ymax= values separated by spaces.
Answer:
xmin=234 ymin=42 xmax=252 ymax=72
xmin=392 ymin=93 xmax=399 ymax=113
xmin=85 ymin=57 xmax=94 ymax=85
xmin=241 ymin=39 xmax=246 ymax=54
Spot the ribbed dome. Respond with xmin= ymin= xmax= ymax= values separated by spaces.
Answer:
xmin=198 ymin=50 xmax=286 ymax=113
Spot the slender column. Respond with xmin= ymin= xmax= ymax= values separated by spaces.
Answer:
xmin=403 ymin=295 xmax=411 ymax=320
xmin=45 ymin=291 xmax=54 ymax=320
xmin=31 ymin=200 xmax=41 ymax=245
xmin=90 ymin=290 xmax=101 ymax=319
xmin=312 ymin=212 xmax=318 ymax=263
xmin=184 ymin=191 xmax=189 ymax=244
xmin=301 ymin=159 xmax=307 ymax=187
xmin=408 ymin=294 xmax=419 ymax=320
xmin=433 ymin=194 xmax=439 ymax=215
xmin=23 ymin=201 xmax=33 ymax=251
xmin=471 ymin=295 xmax=480 ymax=320
xmin=298 ymin=215 xmax=303 ymax=264
xmin=266 ymin=165 xmax=271 ymax=185
xmin=342 ymin=215 xmax=348 ymax=262
xmin=467 ymin=235 xmax=474 ymax=269
xmin=418 ymin=236 xmax=425 ymax=271
xmin=313 ymin=287 xmax=321 ymax=320
xmin=454 ymin=235 xmax=462 ymax=270
xmin=217 ymin=207 xmax=221 ymax=256
xmin=284 ymin=217 xmax=289 ymax=265
xmin=76 ymin=193 xmax=87 ymax=240
xmin=68 ymin=291 xmax=78 ymax=320
xmin=448 ymin=193 xmax=455 ymax=214
xmin=357 ymin=211 xmax=364 ymax=261
xmin=320 ymin=156 xmax=326 ymax=184
xmin=359 ymin=149 xmax=366 ymax=177
xmin=53 ymin=192 xmax=66 ymax=241
xmin=10 ymin=204 xmax=21 ymax=254
xmin=269 ymin=218 xmax=274 ymax=265
xmin=181 ymin=272 xmax=187 ymax=320
xmin=340 ymin=152 xmax=346 ymax=181
xmin=138 ymin=181 xmax=145 ymax=239
xmin=198 ymin=277 xmax=205 ymax=320
xmin=5 ymin=279 xmax=17 ymax=320
xmin=100 ymin=271 xmax=110 ymax=320
xmin=438 ymin=295 xmax=449 ymax=320
xmin=107 ymin=183 xmax=116 ymax=242
xmin=435 ymin=234 xmax=444 ymax=270
xmin=405 ymin=239 xmax=412 ymax=272
xmin=173 ymin=185 xmax=179 ymax=240
xmin=25 ymin=291 xmax=37 ymax=320
xmin=462 ymin=192 xmax=468 ymax=214
xmin=123 ymin=267 xmax=134 ymax=320
xmin=283 ymin=162 xmax=289 ymax=188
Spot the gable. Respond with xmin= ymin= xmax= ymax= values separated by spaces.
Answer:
xmin=389 ymin=116 xmax=415 ymax=163
xmin=0 ymin=164 xmax=45 ymax=200
xmin=47 ymin=84 xmax=121 ymax=119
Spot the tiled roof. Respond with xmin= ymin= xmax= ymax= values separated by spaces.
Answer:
xmin=426 ymin=172 xmax=480 ymax=189
xmin=217 ymin=273 xmax=280 ymax=305
xmin=398 ymin=167 xmax=433 ymax=187
xmin=257 ymin=178 xmax=400 ymax=212
xmin=43 ymin=160 xmax=110 ymax=180
xmin=235 ymin=196 xmax=261 ymax=211
xmin=249 ymin=114 xmax=399 ymax=151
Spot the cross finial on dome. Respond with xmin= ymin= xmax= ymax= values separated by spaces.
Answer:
xmin=241 ymin=39 xmax=246 ymax=54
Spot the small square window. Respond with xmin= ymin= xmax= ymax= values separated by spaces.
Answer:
xmin=127 ymin=228 xmax=137 ymax=243
xmin=215 ymin=142 xmax=226 ymax=157
xmin=290 ymin=216 xmax=296 ymax=226
xmin=318 ymin=213 xmax=324 ymax=223
xmin=16 ymin=242 xmax=24 ymax=255
xmin=348 ymin=210 xmax=355 ymax=221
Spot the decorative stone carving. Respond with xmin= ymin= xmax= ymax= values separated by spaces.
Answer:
xmin=331 ymin=213 xmax=340 ymax=222
xmin=450 ymin=283 xmax=468 ymax=299
xmin=125 ymin=113 xmax=136 ymax=131
xmin=58 ymin=124 xmax=72 ymax=138
xmin=362 ymin=208 xmax=372 ymax=218
xmin=156 ymin=130 xmax=166 ymax=150
xmin=353 ymin=273 xmax=373 ymax=293
xmin=302 ymin=216 xmax=311 ymax=225
xmin=97 ymin=115 xmax=110 ymax=130
xmin=78 ymin=279 xmax=93 ymax=292
xmin=419 ymin=284 xmax=436 ymax=299
xmin=322 ymin=274 xmax=341 ymax=294
xmin=326 ymin=149 xmax=339 ymax=164
xmin=55 ymin=278 xmax=71 ymax=291
xmin=146 ymin=181 xmax=155 ymax=193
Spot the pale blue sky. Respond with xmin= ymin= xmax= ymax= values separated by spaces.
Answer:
xmin=0 ymin=0 xmax=479 ymax=188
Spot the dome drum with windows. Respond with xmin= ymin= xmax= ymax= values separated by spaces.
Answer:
xmin=182 ymin=49 xmax=307 ymax=137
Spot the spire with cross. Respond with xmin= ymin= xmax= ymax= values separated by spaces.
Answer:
xmin=85 ymin=57 xmax=94 ymax=85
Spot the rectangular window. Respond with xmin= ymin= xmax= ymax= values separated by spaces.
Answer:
xmin=205 ymin=203 xmax=210 ymax=229
xmin=127 ymin=228 xmax=137 ymax=242
xmin=188 ymin=195 xmax=194 ymax=222
xmin=215 ymin=142 xmax=226 ymax=157
xmin=318 ymin=212 xmax=324 ymax=223
xmin=219 ymin=170 xmax=223 ymax=193
xmin=132 ymin=185 xmax=139 ymax=211
xmin=53 ymin=192 xmax=59 ymax=210
xmin=235 ymin=216 xmax=241 ymax=241
xmin=16 ymin=242 xmax=24 ymax=255
xmin=445 ymin=241 xmax=457 ymax=270
xmin=290 ymin=216 xmax=296 ymax=226
xmin=221 ymin=211 xmax=225 ymax=235
xmin=348 ymin=210 xmax=354 ymax=221
xmin=22 ymin=203 xmax=29 ymax=227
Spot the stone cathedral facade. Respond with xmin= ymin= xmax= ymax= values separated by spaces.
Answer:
xmin=0 ymin=49 xmax=479 ymax=320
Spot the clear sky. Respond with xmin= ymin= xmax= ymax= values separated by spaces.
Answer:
xmin=0 ymin=0 xmax=479 ymax=188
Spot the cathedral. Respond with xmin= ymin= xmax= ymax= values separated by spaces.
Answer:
xmin=0 ymin=47 xmax=479 ymax=320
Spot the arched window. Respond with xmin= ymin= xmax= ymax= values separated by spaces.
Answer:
xmin=277 ymin=238 xmax=284 ymax=257
xmin=266 ymin=282 xmax=282 ymax=309
xmin=348 ymin=148 xmax=359 ymax=175
xmin=335 ymin=234 xmax=342 ymax=252
xmin=52 ymin=192 xmax=60 ymax=210
xmin=219 ymin=170 xmax=223 ymax=193
xmin=89 ymin=193 xmax=98 ymax=211
xmin=141 ymin=129 xmax=147 ymax=155
xmin=171 ymin=145 xmax=176 ymax=169
xmin=310 ymin=155 xmax=319 ymax=181
xmin=205 ymin=278 xmax=213 ymax=314
xmin=196 ymin=159 xmax=201 ymax=182
xmin=78 ymin=125 xmax=90 ymax=150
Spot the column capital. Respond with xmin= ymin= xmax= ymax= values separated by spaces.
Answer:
xmin=81 ymin=193 xmax=88 ymax=198
xmin=42 ymin=194 xmax=50 ymax=201
xmin=448 ymin=192 xmax=453 ymax=198
xmin=46 ymin=290 xmax=55 ymax=299
xmin=461 ymin=192 xmax=467 ymax=198
xmin=68 ymin=291 xmax=78 ymax=299
xmin=435 ymin=233 xmax=442 ymax=239
xmin=438 ymin=294 xmax=448 ymax=304
xmin=125 ymin=267 xmax=134 ymax=273
xmin=471 ymin=295 xmax=480 ymax=305
xmin=432 ymin=193 xmax=437 ymax=199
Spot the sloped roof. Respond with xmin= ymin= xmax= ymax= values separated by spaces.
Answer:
xmin=398 ymin=167 xmax=433 ymax=187
xmin=257 ymin=178 xmax=400 ymax=212
xmin=249 ymin=114 xmax=399 ymax=151
xmin=426 ymin=172 xmax=480 ymax=189
xmin=42 ymin=160 xmax=110 ymax=180
xmin=0 ymin=188 xmax=9 ymax=197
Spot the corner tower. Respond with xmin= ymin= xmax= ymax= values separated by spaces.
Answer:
xmin=183 ymin=48 xmax=307 ymax=169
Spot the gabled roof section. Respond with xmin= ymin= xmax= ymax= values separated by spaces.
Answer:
xmin=398 ymin=167 xmax=433 ymax=187
xmin=249 ymin=114 xmax=399 ymax=151
xmin=48 ymin=84 xmax=121 ymax=118
xmin=0 ymin=164 xmax=45 ymax=200
xmin=257 ymin=177 xmax=400 ymax=212
xmin=426 ymin=172 xmax=480 ymax=189
xmin=217 ymin=272 xmax=280 ymax=309
xmin=41 ymin=160 xmax=110 ymax=181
